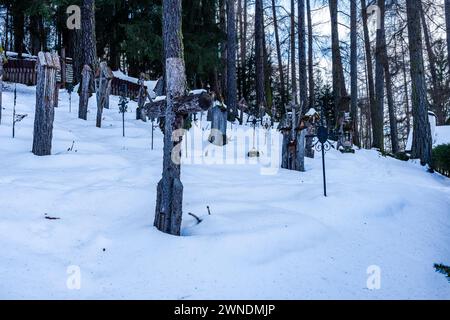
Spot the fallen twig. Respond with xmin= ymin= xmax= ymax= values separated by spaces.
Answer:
xmin=45 ymin=216 xmax=60 ymax=220
xmin=188 ymin=212 xmax=202 ymax=224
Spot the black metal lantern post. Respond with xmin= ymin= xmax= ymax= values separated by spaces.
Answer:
xmin=313 ymin=106 xmax=334 ymax=197
xmin=12 ymin=84 xmax=27 ymax=138
xmin=119 ymin=84 xmax=128 ymax=137
xmin=66 ymin=83 xmax=74 ymax=113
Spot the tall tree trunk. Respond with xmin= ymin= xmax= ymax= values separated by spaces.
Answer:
xmin=298 ymin=0 xmax=307 ymax=113
xmin=30 ymin=16 xmax=41 ymax=56
xmin=445 ymin=0 xmax=450 ymax=70
xmin=406 ymin=0 xmax=433 ymax=166
xmin=329 ymin=0 xmax=349 ymax=125
xmin=78 ymin=0 xmax=97 ymax=120
xmin=420 ymin=2 xmax=444 ymax=125
xmin=13 ymin=9 xmax=25 ymax=58
xmin=306 ymin=0 xmax=314 ymax=108
xmin=227 ymin=0 xmax=237 ymax=119
xmin=290 ymin=0 xmax=297 ymax=104
xmin=401 ymin=37 xmax=411 ymax=137
xmin=271 ymin=0 xmax=286 ymax=108
xmin=350 ymin=0 xmax=359 ymax=147
xmin=82 ymin=0 xmax=97 ymax=70
xmin=263 ymin=24 xmax=273 ymax=114
xmin=241 ymin=0 xmax=248 ymax=100
xmin=361 ymin=0 xmax=376 ymax=146
xmin=219 ymin=0 xmax=227 ymax=101
xmin=255 ymin=0 xmax=265 ymax=112
xmin=374 ymin=0 xmax=385 ymax=151
xmin=154 ymin=0 xmax=187 ymax=235
xmin=382 ymin=49 xmax=399 ymax=154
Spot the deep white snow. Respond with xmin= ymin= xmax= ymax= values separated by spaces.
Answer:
xmin=0 ymin=83 xmax=449 ymax=299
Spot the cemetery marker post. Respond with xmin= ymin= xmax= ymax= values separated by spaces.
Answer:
xmin=32 ymin=52 xmax=60 ymax=156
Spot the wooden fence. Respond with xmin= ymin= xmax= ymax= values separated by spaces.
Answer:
xmin=3 ymin=59 xmax=37 ymax=85
xmin=3 ymin=55 xmax=144 ymax=100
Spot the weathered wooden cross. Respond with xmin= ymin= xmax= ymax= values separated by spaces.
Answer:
xmin=279 ymin=102 xmax=306 ymax=171
xmin=32 ymin=52 xmax=61 ymax=156
xmin=208 ymin=101 xmax=228 ymax=146
xmin=149 ymin=89 xmax=213 ymax=235
xmin=95 ymin=61 xmax=114 ymax=127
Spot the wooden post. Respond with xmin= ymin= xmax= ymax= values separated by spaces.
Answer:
xmin=0 ymin=50 xmax=3 ymax=125
xmin=60 ymin=48 xmax=66 ymax=89
xmin=95 ymin=62 xmax=114 ymax=127
xmin=78 ymin=64 xmax=92 ymax=120
xmin=136 ymin=74 xmax=148 ymax=121
xmin=279 ymin=106 xmax=306 ymax=172
xmin=32 ymin=52 xmax=60 ymax=156
xmin=209 ymin=103 xmax=228 ymax=146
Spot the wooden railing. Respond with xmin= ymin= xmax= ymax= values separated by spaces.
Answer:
xmin=3 ymin=55 xmax=144 ymax=100
xmin=3 ymin=59 xmax=37 ymax=85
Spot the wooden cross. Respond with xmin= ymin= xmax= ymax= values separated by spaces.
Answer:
xmin=32 ymin=52 xmax=61 ymax=156
xmin=95 ymin=61 xmax=114 ymax=127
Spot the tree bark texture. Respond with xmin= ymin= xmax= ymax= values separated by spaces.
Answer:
xmin=406 ymin=0 xmax=433 ymax=166
xmin=227 ymin=0 xmax=238 ymax=119
xmin=374 ymin=0 xmax=385 ymax=151
xmin=78 ymin=65 xmax=92 ymax=120
xmin=255 ymin=0 xmax=265 ymax=110
xmin=154 ymin=0 xmax=187 ymax=236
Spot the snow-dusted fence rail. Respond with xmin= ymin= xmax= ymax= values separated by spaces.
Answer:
xmin=3 ymin=53 xmax=73 ymax=87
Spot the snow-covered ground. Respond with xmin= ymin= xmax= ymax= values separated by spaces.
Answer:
xmin=0 ymin=83 xmax=449 ymax=299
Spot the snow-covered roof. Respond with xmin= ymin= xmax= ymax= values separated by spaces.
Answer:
xmin=112 ymin=70 xmax=157 ymax=94
xmin=305 ymin=108 xmax=318 ymax=117
xmin=5 ymin=51 xmax=37 ymax=60
xmin=189 ymin=89 xmax=207 ymax=95
xmin=153 ymin=95 xmax=166 ymax=102
xmin=406 ymin=125 xmax=450 ymax=151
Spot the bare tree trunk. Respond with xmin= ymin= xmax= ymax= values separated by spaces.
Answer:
xmin=350 ymin=0 xmax=359 ymax=147
xmin=154 ymin=0 xmax=187 ymax=236
xmin=13 ymin=9 xmax=24 ymax=58
xmin=79 ymin=0 xmax=97 ymax=120
xmin=361 ymin=0 xmax=376 ymax=146
xmin=306 ymin=0 xmax=314 ymax=108
xmin=255 ymin=0 xmax=265 ymax=111
xmin=420 ymin=2 xmax=444 ymax=125
xmin=298 ymin=0 xmax=307 ymax=113
xmin=329 ymin=0 xmax=349 ymax=124
xmin=271 ymin=0 xmax=286 ymax=108
xmin=401 ymin=37 xmax=411 ymax=137
xmin=290 ymin=0 xmax=297 ymax=104
xmin=219 ymin=0 xmax=227 ymax=100
xmin=383 ymin=53 xmax=399 ymax=154
xmin=240 ymin=0 xmax=248 ymax=101
xmin=406 ymin=0 xmax=433 ymax=166
xmin=227 ymin=0 xmax=237 ymax=119
xmin=446 ymin=0 xmax=450 ymax=70
xmin=374 ymin=0 xmax=385 ymax=151
xmin=32 ymin=52 xmax=60 ymax=156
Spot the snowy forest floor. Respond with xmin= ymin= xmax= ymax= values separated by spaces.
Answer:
xmin=0 ymin=83 xmax=449 ymax=299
